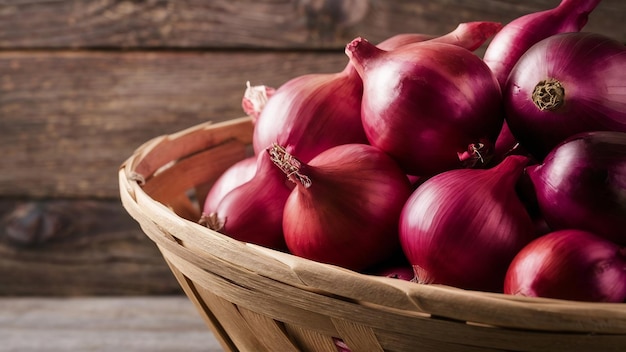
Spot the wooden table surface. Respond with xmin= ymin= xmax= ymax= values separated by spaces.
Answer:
xmin=0 ymin=296 xmax=223 ymax=352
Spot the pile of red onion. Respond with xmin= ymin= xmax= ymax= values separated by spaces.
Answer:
xmin=194 ymin=0 xmax=625 ymax=303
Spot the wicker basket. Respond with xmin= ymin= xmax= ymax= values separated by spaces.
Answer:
xmin=119 ymin=117 xmax=626 ymax=352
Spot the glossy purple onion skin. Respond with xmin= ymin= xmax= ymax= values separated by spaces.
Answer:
xmin=504 ymin=32 xmax=626 ymax=160
xmin=205 ymin=151 xmax=291 ymax=250
xmin=283 ymin=144 xmax=412 ymax=272
xmin=504 ymin=229 xmax=626 ymax=302
xmin=376 ymin=21 xmax=502 ymax=53
xmin=202 ymin=156 xmax=256 ymax=215
xmin=527 ymin=131 xmax=626 ymax=245
xmin=484 ymin=0 xmax=601 ymax=89
xmin=252 ymin=68 xmax=368 ymax=163
xmin=399 ymin=155 xmax=536 ymax=292
xmin=346 ymin=38 xmax=503 ymax=176
xmin=252 ymin=31 xmax=438 ymax=163
xmin=252 ymin=22 xmax=503 ymax=165
xmin=487 ymin=0 xmax=601 ymax=161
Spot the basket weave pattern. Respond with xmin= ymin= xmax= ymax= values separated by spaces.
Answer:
xmin=119 ymin=117 xmax=626 ymax=352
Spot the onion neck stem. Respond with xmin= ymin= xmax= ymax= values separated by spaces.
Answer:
xmin=199 ymin=212 xmax=224 ymax=231
xmin=457 ymin=139 xmax=493 ymax=168
xmin=268 ymin=143 xmax=312 ymax=188
xmin=532 ymin=79 xmax=565 ymax=111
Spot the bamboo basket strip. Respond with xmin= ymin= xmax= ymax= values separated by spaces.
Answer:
xmin=195 ymin=284 xmax=268 ymax=352
xmin=163 ymin=256 xmax=239 ymax=352
xmin=125 ymin=167 xmax=626 ymax=334
xmin=146 ymin=226 xmax=626 ymax=352
xmin=119 ymin=117 xmax=626 ymax=352
xmin=331 ymin=318 xmax=385 ymax=352
xmin=128 ymin=117 xmax=253 ymax=183
xmin=284 ymin=324 xmax=339 ymax=352
xmin=236 ymin=306 xmax=301 ymax=352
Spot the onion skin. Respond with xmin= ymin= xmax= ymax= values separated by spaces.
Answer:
xmin=485 ymin=0 xmax=601 ymax=161
xmin=527 ymin=131 xmax=626 ymax=245
xmin=378 ymin=21 xmax=502 ymax=52
xmin=504 ymin=229 xmax=626 ymax=303
xmin=504 ymin=32 xmax=626 ymax=160
xmin=242 ymin=81 xmax=276 ymax=123
xmin=252 ymin=22 xmax=503 ymax=164
xmin=201 ymin=156 xmax=256 ymax=216
xmin=346 ymin=38 xmax=503 ymax=176
xmin=200 ymin=151 xmax=292 ymax=250
xmin=373 ymin=265 xmax=415 ymax=281
xmin=278 ymin=143 xmax=412 ymax=271
xmin=484 ymin=0 xmax=601 ymax=89
xmin=252 ymin=65 xmax=367 ymax=163
xmin=399 ymin=155 xmax=536 ymax=292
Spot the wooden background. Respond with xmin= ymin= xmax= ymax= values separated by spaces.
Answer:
xmin=1 ymin=0 xmax=624 ymax=295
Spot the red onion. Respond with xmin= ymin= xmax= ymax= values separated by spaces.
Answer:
xmin=434 ymin=21 xmax=502 ymax=52
xmin=504 ymin=229 xmax=626 ymax=303
xmin=346 ymin=38 xmax=503 ymax=176
xmin=201 ymin=156 xmax=256 ymax=215
xmin=253 ymin=22 xmax=503 ymax=163
xmin=333 ymin=338 xmax=351 ymax=352
xmin=485 ymin=0 xmax=601 ymax=161
xmin=373 ymin=264 xmax=415 ymax=281
xmin=241 ymin=81 xmax=276 ymax=123
xmin=526 ymin=131 xmax=626 ymax=245
xmin=199 ymin=151 xmax=292 ymax=250
xmin=252 ymin=58 xmax=367 ymax=163
xmin=272 ymin=143 xmax=412 ymax=271
xmin=484 ymin=0 xmax=601 ymax=89
xmin=399 ymin=155 xmax=536 ymax=292
xmin=367 ymin=248 xmax=415 ymax=281
xmin=492 ymin=121 xmax=534 ymax=165
xmin=504 ymin=32 xmax=626 ymax=160
xmin=377 ymin=21 xmax=502 ymax=52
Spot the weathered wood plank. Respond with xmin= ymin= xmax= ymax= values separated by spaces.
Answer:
xmin=0 ymin=50 xmax=348 ymax=198
xmin=0 ymin=0 xmax=623 ymax=49
xmin=0 ymin=199 xmax=181 ymax=295
xmin=0 ymin=296 xmax=222 ymax=352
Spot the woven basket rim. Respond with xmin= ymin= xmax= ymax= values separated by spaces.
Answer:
xmin=119 ymin=117 xmax=626 ymax=335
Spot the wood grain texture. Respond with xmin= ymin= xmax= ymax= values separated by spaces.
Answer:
xmin=0 ymin=200 xmax=181 ymax=295
xmin=0 ymin=50 xmax=347 ymax=198
xmin=0 ymin=296 xmax=222 ymax=352
xmin=0 ymin=0 xmax=623 ymax=49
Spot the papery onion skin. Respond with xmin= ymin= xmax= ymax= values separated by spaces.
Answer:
xmin=242 ymin=81 xmax=276 ymax=123
xmin=201 ymin=156 xmax=256 ymax=216
xmin=484 ymin=0 xmax=601 ymax=89
xmin=504 ymin=229 xmax=626 ymax=303
xmin=504 ymin=32 xmax=626 ymax=160
xmin=527 ymin=131 xmax=626 ymax=245
xmin=200 ymin=151 xmax=291 ymax=250
xmin=399 ymin=155 xmax=536 ymax=292
xmin=346 ymin=38 xmax=503 ymax=176
xmin=279 ymin=143 xmax=412 ymax=271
